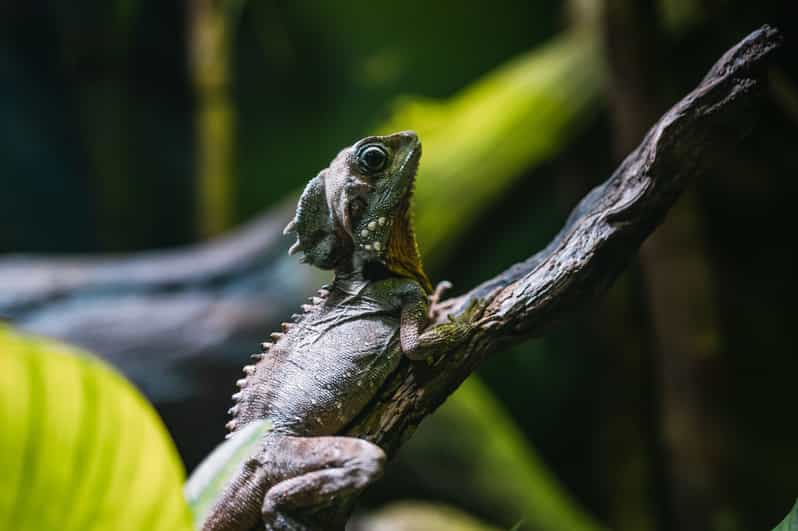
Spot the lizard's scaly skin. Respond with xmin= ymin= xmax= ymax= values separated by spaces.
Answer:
xmin=203 ymin=131 xmax=473 ymax=531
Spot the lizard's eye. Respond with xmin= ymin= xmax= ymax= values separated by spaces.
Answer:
xmin=356 ymin=144 xmax=388 ymax=175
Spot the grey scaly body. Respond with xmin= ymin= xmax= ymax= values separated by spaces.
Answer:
xmin=231 ymin=276 xmax=424 ymax=437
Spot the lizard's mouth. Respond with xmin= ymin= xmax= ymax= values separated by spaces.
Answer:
xmin=395 ymin=140 xmax=421 ymax=183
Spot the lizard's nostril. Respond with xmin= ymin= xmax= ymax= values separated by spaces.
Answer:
xmin=398 ymin=130 xmax=418 ymax=144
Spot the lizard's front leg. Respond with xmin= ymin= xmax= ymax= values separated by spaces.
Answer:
xmin=202 ymin=433 xmax=385 ymax=531
xmin=399 ymin=289 xmax=474 ymax=361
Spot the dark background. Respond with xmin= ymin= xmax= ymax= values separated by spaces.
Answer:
xmin=1 ymin=1 xmax=797 ymax=530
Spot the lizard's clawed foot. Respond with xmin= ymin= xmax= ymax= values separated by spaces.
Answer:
xmin=475 ymin=312 xmax=504 ymax=331
xmin=259 ymin=435 xmax=385 ymax=530
xmin=453 ymin=298 xmax=503 ymax=332
xmin=201 ymin=434 xmax=385 ymax=531
xmin=428 ymin=280 xmax=453 ymax=320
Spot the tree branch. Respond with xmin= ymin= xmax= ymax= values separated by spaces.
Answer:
xmin=343 ymin=23 xmax=781 ymax=472
xmin=452 ymin=25 xmax=781 ymax=340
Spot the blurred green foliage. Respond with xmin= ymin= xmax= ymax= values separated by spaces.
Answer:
xmin=355 ymin=501 xmax=504 ymax=531
xmin=774 ymin=500 xmax=798 ymax=531
xmin=385 ymin=31 xmax=603 ymax=263
xmin=234 ymin=0 xmax=560 ymax=218
xmin=0 ymin=325 xmax=192 ymax=531
xmin=397 ymin=377 xmax=606 ymax=531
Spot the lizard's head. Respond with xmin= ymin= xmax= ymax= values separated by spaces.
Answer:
xmin=284 ymin=130 xmax=432 ymax=292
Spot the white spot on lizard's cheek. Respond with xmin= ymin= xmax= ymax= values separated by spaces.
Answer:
xmin=368 ymin=221 xmax=377 ymax=230
xmin=360 ymin=229 xmax=369 ymax=238
xmin=364 ymin=244 xmax=373 ymax=251
xmin=373 ymin=241 xmax=382 ymax=251
xmin=378 ymin=217 xmax=386 ymax=226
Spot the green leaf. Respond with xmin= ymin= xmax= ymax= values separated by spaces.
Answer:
xmin=774 ymin=499 xmax=798 ymax=531
xmin=185 ymin=419 xmax=271 ymax=528
xmin=0 ymin=324 xmax=192 ymax=531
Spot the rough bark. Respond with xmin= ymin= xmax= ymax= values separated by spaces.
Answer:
xmin=330 ymin=24 xmax=781 ymax=525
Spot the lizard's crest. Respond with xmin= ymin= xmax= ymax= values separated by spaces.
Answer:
xmin=286 ymin=173 xmax=341 ymax=270
xmin=285 ymin=130 xmax=431 ymax=293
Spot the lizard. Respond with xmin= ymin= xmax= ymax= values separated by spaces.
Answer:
xmin=201 ymin=130 xmax=480 ymax=531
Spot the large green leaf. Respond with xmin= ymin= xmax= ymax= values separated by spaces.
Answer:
xmin=185 ymin=419 xmax=271 ymax=528
xmin=0 ymin=324 xmax=192 ymax=531
xmin=774 ymin=500 xmax=798 ymax=531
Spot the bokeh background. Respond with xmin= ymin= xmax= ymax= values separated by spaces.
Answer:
xmin=1 ymin=1 xmax=797 ymax=530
